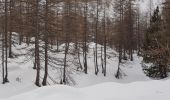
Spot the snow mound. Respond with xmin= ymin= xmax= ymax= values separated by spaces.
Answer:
xmin=3 ymin=80 xmax=170 ymax=100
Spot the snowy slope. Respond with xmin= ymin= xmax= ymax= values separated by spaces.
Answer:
xmin=0 ymin=41 xmax=151 ymax=99
xmin=74 ymin=43 xmax=150 ymax=87
xmin=0 ymin=33 xmax=160 ymax=99
xmin=1 ymin=79 xmax=170 ymax=100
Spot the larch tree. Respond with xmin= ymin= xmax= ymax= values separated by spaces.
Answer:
xmin=34 ymin=0 xmax=41 ymax=87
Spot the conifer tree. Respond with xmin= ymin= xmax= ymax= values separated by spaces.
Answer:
xmin=143 ymin=7 xmax=168 ymax=78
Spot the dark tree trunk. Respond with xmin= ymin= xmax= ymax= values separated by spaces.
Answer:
xmin=83 ymin=0 xmax=88 ymax=74
xmin=95 ymin=0 xmax=99 ymax=75
xmin=4 ymin=0 xmax=9 ymax=83
xmin=35 ymin=0 xmax=40 ymax=87
xmin=42 ymin=0 xmax=49 ymax=86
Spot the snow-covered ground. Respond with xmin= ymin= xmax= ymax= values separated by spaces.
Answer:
xmin=0 ymin=34 xmax=169 ymax=99
xmin=2 ymin=79 xmax=170 ymax=100
xmin=0 ymin=42 xmax=149 ymax=99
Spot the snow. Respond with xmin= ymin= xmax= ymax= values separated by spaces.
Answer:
xmin=0 ymin=41 xmax=154 ymax=99
xmin=1 ymin=79 xmax=170 ymax=100
xmin=72 ymin=42 xmax=150 ymax=87
xmin=0 ymin=60 xmax=37 ymax=98
xmin=0 ymin=0 xmax=168 ymax=99
xmin=74 ymin=53 xmax=149 ymax=87
xmin=0 ymin=41 xmax=149 ymax=98
xmin=0 ymin=33 xmax=169 ymax=99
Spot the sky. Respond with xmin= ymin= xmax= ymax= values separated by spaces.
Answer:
xmin=139 ymin=0 xmax=164 ymax=12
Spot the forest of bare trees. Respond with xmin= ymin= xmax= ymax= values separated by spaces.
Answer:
xmin=0 ymin=0 xmax=170 ymax=86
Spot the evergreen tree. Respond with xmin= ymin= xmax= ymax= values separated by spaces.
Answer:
xmin=143 ymin=7 xmax=168 ymax=79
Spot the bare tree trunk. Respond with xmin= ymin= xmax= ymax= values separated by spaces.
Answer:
xmin=63 ymin=42 xmax=69 ymax=84
xmin=8 ymin=0 xmax=13 ymax=58
xmin=2 ymin=30 xmax=5 ymax=84
xmin=42 ymin=0 xmax=49 ymax=86
xmin=35 ymin=0 xmax=40 ymax=87
xmin=78 ymin=44 xmax=83 ymax=70
xmin=62 ymin=0 xmax=71 ymax=84
xmin=103 ymin=4 xmax=107 ymax=76
xmin=104 ymin=35 xmax=107 ymax=76
xmin=83 ymin=0 xmax=88 ymax=74
xmin=19 ymin=1 xmax=23 ymax=45
xmin=95 ymin=0 xmax=99 ymax=75
xmin=129 ymin=0 xmax=133 ymax=61
xmin=4 ymin=0 xmax=9 ymax=83
xmin=115 ymin=59 xmax=121 ymax=79
xmin=101 ymin=46 xmax=104 ymax=73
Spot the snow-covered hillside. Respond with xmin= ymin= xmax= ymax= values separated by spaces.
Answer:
xmin=0 ymin=39 xmax=151 ymax=99
xmin=0 ymin=33 xmax=168 ymax=99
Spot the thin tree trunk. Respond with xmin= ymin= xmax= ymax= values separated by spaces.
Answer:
xmin=4 ymin=0 xmax=9 ymax=83
xmin=35 ymin=0 xmax=40 ymax=87
xmin=63 ymin=42 xmax=69 ymax=84
xmin=1 ymin=8 xmax=5 ymax=83
xmin=42 ymin=0 xmax=49 ymax=86
xmin=83 ymin=0 xmax=88 ymax=74
xmin=95 ymin=0 xmax=99 ymax=75
xmin=9 ymin=0 xmax=13 ymax=58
